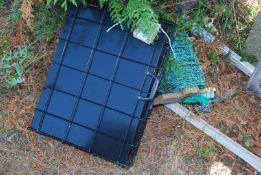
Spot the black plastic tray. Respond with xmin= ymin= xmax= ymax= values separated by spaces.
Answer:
xmin=30 ymin=6 xmax=175 ymax=167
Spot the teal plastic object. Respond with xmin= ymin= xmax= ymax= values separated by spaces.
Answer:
xmin=182 ymin=94 xmax=210 ymax=105
xmin=159 ymin=33 xmax=206 ymax=94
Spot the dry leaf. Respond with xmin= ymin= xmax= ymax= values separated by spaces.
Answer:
xmin=21 ymin=0 xmax=34 ymax=31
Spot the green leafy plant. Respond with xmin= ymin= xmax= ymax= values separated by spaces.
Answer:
xmin=207 ymin=49 xmax=219 ymax=66
xmin=1 ymin=47 xmax=33 ymax=87
xmin=0 ymin=0 xmax=59 ymax=89
xmin=47 ymin=0 xmax=84 ymax=11
xmin=195 ymin=145 xmax=216 ymax=158
xmin=154 ymin=0 xmax=175 ymax=22
xmin=1 ymin=47 xmax=30 ymax=87
xmin=101 ymin=0 xmax=160 ymax=42
xmin=220 ymin=6 xmax=234 ymax=32
xmin=101 ymin=0 xmax=125 ymax=26
xmin=242 ymin=135 xmax=252 ymax=148
xmin=45 ymin=0 xmax=160 ymax=42
xmin=124 ymin=0 xmax=159 ymax=34
xmin=0 ymin=46 xmax=47 ymax=87
xmin=183 ymin=155 xmax=193 ymax=165
xmin=206 ymin=48 xmax=219 ymax=77
xmin=241 ymin=54 xmax=257 ymax=65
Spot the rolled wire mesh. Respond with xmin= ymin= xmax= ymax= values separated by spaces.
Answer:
xmin=159 ymin=33 xmax=206 ymax=94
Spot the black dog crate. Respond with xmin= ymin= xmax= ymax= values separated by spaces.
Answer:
xmin=30 ymin=6 xmax=175 ymax=167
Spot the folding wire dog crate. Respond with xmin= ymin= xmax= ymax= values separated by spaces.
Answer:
xmin=30 ymin=6 xmax=175 ymax=167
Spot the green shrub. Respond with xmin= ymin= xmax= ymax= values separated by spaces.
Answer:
xmin=195 ymin=145 xmax=216 ymax=158
xmin=46 ymin=0 xmax=160 ymax=42
xmin=33 ymin=2 xmax=65 ymax=42
xmin=105 ymin=0 xmax=159 ymax=40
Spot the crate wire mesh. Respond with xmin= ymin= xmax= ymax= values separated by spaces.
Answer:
xmin=159 ymin=33 xmax=206 ymax=94
xmin=30 ymin=6 xmax=175 ymax=167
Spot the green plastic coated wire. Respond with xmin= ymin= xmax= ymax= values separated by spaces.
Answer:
xmin=159 ymin=33 xmax=206 ymax=94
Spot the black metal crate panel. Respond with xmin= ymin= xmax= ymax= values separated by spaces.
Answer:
xmin=30 ymin=6 xmax=175 ymax=167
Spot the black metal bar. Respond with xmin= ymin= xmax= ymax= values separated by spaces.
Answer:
xmin=66 ymin=14 xmax=128 ymax=31
xmin=58 ymin=38 xmax=162 ymax=70
xmin=89 ymin=29 xmax=130 ymax=153
xmin=34 ymin=109 xmax=138 ymax=143
xmin=37 ymin=7 xmax=80 ymax=132
xmin=125 ymin=25 xmax=176 ymax=165
xmin=30 ymin=5 xmax=176 ymax=167
xmin=62 ymin=7 xmax=107 ymax=142
xmin=42 ymin=86 xmax=147 ymax=120
xmin=66 ymin=13 xmax=171 ymax=43
xmin=117 ymin=36 xmax=159 ymax=162
xmin=51 ymin=62 xmax=153 ymax=94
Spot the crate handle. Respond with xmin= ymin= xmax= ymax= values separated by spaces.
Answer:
xmin=138 ymin=71 xmax=159 ymax=101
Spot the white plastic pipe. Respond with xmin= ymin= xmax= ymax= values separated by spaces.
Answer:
xmin=165 ymin=103 xmax=261 ymax=172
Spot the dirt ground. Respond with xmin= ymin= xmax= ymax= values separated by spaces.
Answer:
xmin=1 ymin=35 xmax=261 ymax=175
xmin=1 ymin=2 xmax=261 ymax=174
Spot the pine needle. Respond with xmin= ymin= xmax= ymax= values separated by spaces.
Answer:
xmin=21 ymin=0 xmax=34 ymax=31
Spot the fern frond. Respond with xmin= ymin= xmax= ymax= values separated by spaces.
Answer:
xmin=105 ymin=0 xmax=160 ymax=42
xmin=99 ymin=0 xmax=108 ymax=8
xmin=122 ymin=0 xmax=160 ymax=42
xmin=108 ymin=0 xmax=125 ymax=22
xmin=45 ymin=0 xmax=161 ymax=43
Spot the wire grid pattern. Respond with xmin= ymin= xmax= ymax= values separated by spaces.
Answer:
xmin=30 ymin=6 xmax=174 ymax=167
xmin=159 ymin=33 xmax=206 ymax=93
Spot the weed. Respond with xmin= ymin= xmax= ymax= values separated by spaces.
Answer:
xmin=1 ymin=0 xmax=53 ymax=89
xmin=47 ymin=159 xmax=55 ymax=166
xmin=240 ymin=54 xmax=257 ymax=65
xmin=206 ymin=48 xmax=219 ymax=77
xmin=207 ymin=49 xmax=219 ymax=66
xmin=242 ymin=135 xmax=252 ymax=148
xmin=235 ymin=155 xmax=241 ymax=162
xmin=195 ymin=145 xmax=216 ymax=158
xmin=0 ymin=46 xmax=47 ymax=88
xmin=154 ymin=0 xmax=175 ymax=22
xmin=1 ymin=46 xmax=32 ymax=87
xmin=175 ymin=15 xmax=194 ymax=33
xmin=183 ymin=155 xmax=193 ymax=165
xmin=220 ymin=6 xmax=234 ymax=32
